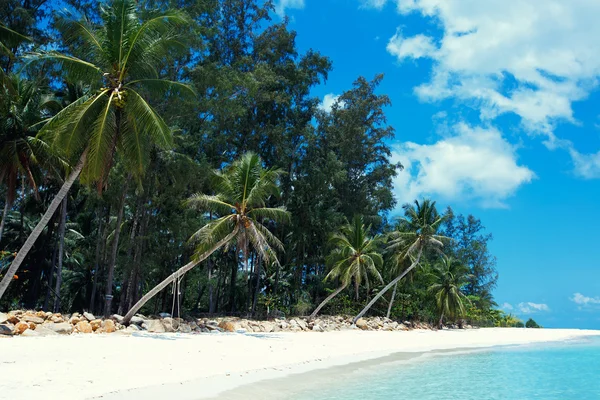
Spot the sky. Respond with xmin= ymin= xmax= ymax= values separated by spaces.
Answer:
xmin=275 ymin=0 xmax=600 ymax=329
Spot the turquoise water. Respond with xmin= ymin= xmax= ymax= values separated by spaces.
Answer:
xmin=293 ymin=336 xmax=600 ymax=400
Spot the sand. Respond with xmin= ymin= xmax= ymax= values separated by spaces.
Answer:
xmin=0 ymin=328 xmax=598 ymax=400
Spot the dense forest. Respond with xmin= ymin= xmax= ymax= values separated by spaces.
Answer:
xmin=0 ymin=0 xmax=514 ymax=327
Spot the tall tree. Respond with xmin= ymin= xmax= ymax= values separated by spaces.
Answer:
xmin=353 ymin=199 xmax=448 ymax=322
xmin=0 ymin=0 xmax=193 ymax=301
xmin=309 ymin=216 xmax=383 ymax=319
xmin=428 ymin=256 xmax=471 ymax=328
xmin=123 ymin=152 xmax=289 ymax=323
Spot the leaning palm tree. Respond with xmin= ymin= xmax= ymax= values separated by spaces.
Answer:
xmin=428 ymin=256 xmax=471 ymax=328
xmin=123 ymin=152 xmax=290 ymax=324
xmin=0 ymin=0 xmax=193 ymax=301
xmin=353 ymin=199 xmax=448 ymax=323
xmin=309 ymin=216 xmax=384 ymax=319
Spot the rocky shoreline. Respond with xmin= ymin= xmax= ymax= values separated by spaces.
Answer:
xmin=0 ymin=309 xmax=475 ymax=337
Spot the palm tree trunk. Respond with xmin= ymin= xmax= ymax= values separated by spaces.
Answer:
xmin=0 ymin=195 xmax=9 ymax=244
xmin=43 ymin=236 xmax=59 ymax=311
xmin=439 ymin=312 xmax=444 ymax=329
xmin=353 ymin=247 xmax=423 ymax=324
xmin=208 ymin=259 xmax=215 ymax=313
xmin=0 ymin=153 xmax=86 ymax=301
xmin=90 ymin=205 xmax=108 ymax=312
xmin=52 ymin=197 xmax=68 ymax=313
xmin=123 ymin=227 xmax=239 ymax=325
xmin=386 ymin=283 xmax=398 ymax=319
xmin=104 ymin=179 xmax=129 ymax=317
xmin=309 ymin=283 xmax=348 ymax=320
xmin=251 ymin=258 xmax=262 ymax=316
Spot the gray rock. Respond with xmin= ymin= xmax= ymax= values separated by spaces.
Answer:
xmin=147 ymin=320 xmax=166 ymax=333
xmin=83 ymin=312 xmax=95 ymax=321
xmin=207 ymin=320 xmax=218 ymax=326
xmin=126 ymin=325 xmax=140 ymax=333
xmin=0 ymin=313 xmax=7 ymax=324
xmin=178 ymin=324 xmax=192 ymax=333
xmin=162 ymin=317 xmax=179 ymax=332
xmin=112 ymin=314 xmax=124 ymax=324
xmin=43 ymin=322 xmax=73 ymax=335
xmin=312 ymin=324 xmax=324 ymax=332
xmin=0 ymin=324 xmax=13 ymax=336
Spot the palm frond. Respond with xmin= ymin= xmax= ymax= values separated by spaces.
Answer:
xmin=124 ymin=88 xmax=172 ymax=150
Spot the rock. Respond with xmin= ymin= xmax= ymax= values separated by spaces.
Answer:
xmin=0 ymin=313 xmax=7 ymax=324
xmin=83 ymin=312 xmax=95 ymax=321
xmin=112 ymin=314 xmax=124 ymax=324
xmin=28 ymin=322 xmax=37 ymax=330
xmin=20 ymin=328 xmax=40 ymax=337
xmin=125 ymin=325 xmax=140 ymax=333
xmin=179 ymin=323 xmax=192 ymax=334
xmin=0 ymin=325 xmax=13 ymax=336
xmin=162 ymin=317 xmax=179 ymax=332
xmin=43 ymin=322 xmax=73 ymax=335
xmin=29 ymin=326 xmax=58 ymax=336
xmin=147 ymin=320 xmax=166 ymax=333
xmin=279 ymin=321 xmax=288 ymax=330
xmin=296 ymin=319 xmax=308 ymax=330
xmin=76 ymin=321 xmax=93 ymax=334
xmin=207 ymin=320 xmax=218 ymax=327
xmin=14 ymin=321 xmax=29 ymax=335
xmin=50 ymin=314 xmax=64 ymax=323
xmin=218 ymin=320 xmax=236 ymax=332
xmin=21 ymin=315 xmax=44 ymax=325
xmin=7 ymin=315 xmax=19 ymax=325
xmin=101 ymin=319 xmax=116 ymax=333
xmin=355 ymin=318 xmax=369 ymax=330
xmin=260 ymin=321 xmax=274 ymax=333
xmin=159 ymin=312 xmax=171 ymax=318
xmin=69 ymin=316 xmax=81 ymax=325
xmin=129 ymin=316 xmax=145 ymax=326
xmin=312 ymin=324 xmax=324 ymax=332
xmin=90 ymin=319 xmax=102 ymax=331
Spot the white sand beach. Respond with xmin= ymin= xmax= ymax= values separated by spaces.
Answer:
xmin=1 ymin=328 xmax=598 ymax=400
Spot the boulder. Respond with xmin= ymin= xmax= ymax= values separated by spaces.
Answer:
xmin=129 ymin=316 xmax=145 ymax=326
xmin=69 ymin=316 xmax=81 ymax=325
xmin=20 ymin=328 xmax=40 ymax=337
xmin=14 ymin=321 xmax=29 ymax=335
xmin=312 ymin=324 xmax=324 ymax=332
xmin=83 ymin=312 xmax=95 ymax=321
xmin=29 ymin=326 xmax=58 ymax=336
xmin=75 ymin=321 xmax=93 ymax=333
xmin=162 ymin=317 xmax=179 ymax=332
xmin=125 ymin=325 xmax=140 ymax=333
xmin=6 ymin=315 xmax=19 ymax=325
xmin=50 ymin=314 xmax=64 ymax=323
xmin=0 ymin=324 xmax=13 ymax=336
xmin=43 ymin=322 xmax=73 ymax=335
xmin=0 ymin=312 xmax=7 ymax=324
xmin=112 ymin=314 xmax=124 ymax=324
xmin=355 ymin=318 xmax=369 ymax=330
xmin=260 ymin=321 xmax=275 ymax=333
xmin=27 ymin=322 xmax=37 ymax=330
xmin=218 ymin=320 xmax=236 ymax=332
xmin=90 ymin=319 xmax=102 ymax=331
xmin=101 ymin=319 xmax=116 ymax=333
xmin=147 ymin=320 xmax=166 ymax=333
xmin=179 ymin=323 xmax=192 ymax=334
xmin=296 ymin=319 xmax=308 ymax=330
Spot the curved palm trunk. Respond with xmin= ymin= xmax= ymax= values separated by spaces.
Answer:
xmin=386 ymin=282 xmax=398 ymax=319
xmin=123 ymin=227 xmax=239 ymax=325
xmin=104 ymin=179 xmax=129 ymax=317
xmin=438 ymin=312 xmax=444 ymax=329
xmin=53 ymin=197 xmax=68 ymax=313
xmin=0 ymin=195 xmax=8 ymax=244
xmin=353 ymin=247 xmax=423 ymax=324
xmin=0 ymin=152 xmax=86 ymax=301
xmin=309 ymin=283 xmax=348 ymax=320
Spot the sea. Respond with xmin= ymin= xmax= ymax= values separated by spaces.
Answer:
xmin=291 ymin=335 xmax=600 ymax=400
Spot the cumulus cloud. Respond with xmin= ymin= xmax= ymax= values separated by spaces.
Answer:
xmin=361 ymin=0 xmax=388 ymax=9
xmin=501 ymin=303 xmax=513 ymax=311
xmin=391 ymin=123 xmax=534 ymax=207
xmin=571 ymin=293 xmax=600 ymax=307
xmin=379 ymin=0 xmax=600 ymax=175
xmin=275 ymin=0 xmax=305 ymax=16
xmin=318 ymin=93 xmax=345 ymax=113
xmin=517 ymin=302 xmax=550 ymax=314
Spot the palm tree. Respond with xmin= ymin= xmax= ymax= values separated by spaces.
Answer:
xmin=428 ymin=256 xmax=471 ymax=328
xmin=309 ymin=215 xmax=384 ymax=319
xmin=123 ymin=152 xmax=289 ymax=324
xmin=353 ymin=199 xmax=448 ymax=323
xmin=0 ymin=23 xmax=31 ymax=74
xmin=0 ymin=0 xmax=193 ymax=302
xmin=0 ymin=74 xmax=60 ymax=244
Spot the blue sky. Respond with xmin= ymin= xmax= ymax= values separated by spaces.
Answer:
xmin=275 ymin=0 xmax=600 ymax=328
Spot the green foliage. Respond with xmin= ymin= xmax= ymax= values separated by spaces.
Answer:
xmin=526 ymin=318 xmax=541 ymax=328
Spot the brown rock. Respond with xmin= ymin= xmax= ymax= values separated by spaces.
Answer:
xmin=90 ymin=319 xmax=102 ymax=331
xmin=7 ymin=315 xmax=19 ymax=325
xmin=355 ymin=318 xmax=369 ymax=330
xmin=14 ymin=321 xmax=29 ymax=335
xmin=100 ymin=319 xmax=116 ymax=333
xmin=28 ymin=322 xmax=37 ymax=330
xmin=69 ymin=316 xmax=81 ymax=325
xmin=76 ymin=321 xmax=93 ymax=333
xmin=50 ymin=314 xmax=64 ymax=323
xmin=218 ymin=320 xmax=236 ymax=332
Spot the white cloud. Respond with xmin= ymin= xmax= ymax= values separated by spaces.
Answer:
xmin=275 ymin=0 xmax=305 ymax=16
xmin=501 ymin=302 xmax=513 ymax=311
xmin=568 ymin=148 xmax=600 ymax=179
xmin=380 ymin=0 xmax=600 ymax=171
xmin=517 ymin=302 xmax=550 ymax=314
xmin=391 ymin=123 xmax=534 ymax=207
xmin=571 ymin=293 xmax=600 ymax=307
xmin=361 ymin=0 xmax=388 ymax=9
xmin=387 ymin=30 xmax=436 ymax=60
xmin=318 ymin=93 xmax=344 ymax=113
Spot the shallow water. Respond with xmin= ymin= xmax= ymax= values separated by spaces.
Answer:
xmin=292 ymin=336 xmax=600 ymax=400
